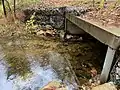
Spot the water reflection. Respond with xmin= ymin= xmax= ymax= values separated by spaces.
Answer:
xmin=0 ymin=51 xmax=78 ymax=90
xmin=0 ymin=37 xmax=79 ymax=90
xmin=6 ymin=53 xmax=31 ymax=79
xmin=0 ymin=55 xmax=58 ymax=90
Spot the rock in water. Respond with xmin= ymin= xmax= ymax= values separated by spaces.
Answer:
xmin=45 ymin=51 xmax=79 ymax=89
xmin=40 ymin=81 xmax=67 ymax=90
xmin=92 ymin=82 xmax=117 ymax=90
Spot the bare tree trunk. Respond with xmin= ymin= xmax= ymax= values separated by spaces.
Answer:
xmin=2 ymin=0 xmax=7 ymax=17
xmin=93 ymin=0 xmax=95 ymax=7
xmin=14 ymin=0 xmax=16 ymax=18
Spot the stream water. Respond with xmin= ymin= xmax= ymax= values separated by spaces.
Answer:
xmin=0 ymin=37 xmax=78 ymax=90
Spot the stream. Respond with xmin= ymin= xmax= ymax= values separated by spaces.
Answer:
xmin=0 ymin=37 xmax=79 ymax=90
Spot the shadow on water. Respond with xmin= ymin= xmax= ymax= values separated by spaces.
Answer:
xmin=0 ymin=38 xmax=78 ymax=90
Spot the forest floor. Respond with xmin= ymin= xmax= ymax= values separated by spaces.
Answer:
xmin=84 ymin=1 xmax=120 ymax=28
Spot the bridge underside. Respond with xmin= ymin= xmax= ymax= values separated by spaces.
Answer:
xmin=65 ymin=13 xmax=120 ymax=83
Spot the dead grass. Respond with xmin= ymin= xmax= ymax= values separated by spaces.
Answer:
xmin=40 ymin=0 xmax=93 ymax=7
xmin=84 ymin=1 xmax=120 ymax=28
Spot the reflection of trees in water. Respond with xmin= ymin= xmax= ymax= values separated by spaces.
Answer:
xmin=6 ymin=53 xmax=31 ymax=79
xmin=1 ymin=42 xmax=31 ymax=79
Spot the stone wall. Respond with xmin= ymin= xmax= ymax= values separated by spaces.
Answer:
xmin=23 ymin=6 xmax=89 ymax=30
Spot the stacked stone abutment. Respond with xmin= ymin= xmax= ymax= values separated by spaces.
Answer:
xmin=23 ymin=6 xmax=88 ymax=30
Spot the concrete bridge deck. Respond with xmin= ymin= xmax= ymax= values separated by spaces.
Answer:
xmin=65 ymin=13 xmax=120 ymax=83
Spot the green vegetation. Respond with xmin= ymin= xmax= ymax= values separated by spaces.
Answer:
xmin=99 ymin=0 xmax=105 ymax=9
xmin=26 ymin=12 xmax=38 ymax=34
